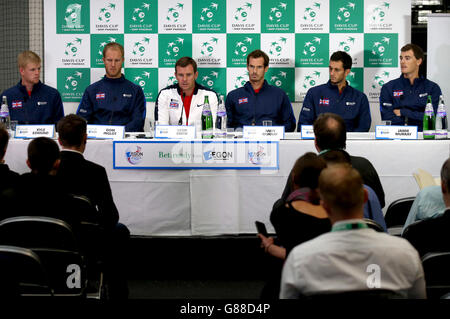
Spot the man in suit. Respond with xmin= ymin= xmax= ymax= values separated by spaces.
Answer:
xmin=403 ymin=158 xmax=450 ymax=257
xmin=56 ymin=114 xmax=129 ymax=299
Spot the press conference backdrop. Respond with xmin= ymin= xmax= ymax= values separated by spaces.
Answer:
xmin=44 ymin=0 xmax=411 ymax=125
xmin=427 ymin=14 xmax=450 ymax=110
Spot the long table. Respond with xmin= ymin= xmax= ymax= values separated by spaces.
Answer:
xmin=5 ymin=135 xmax=450 ymax=236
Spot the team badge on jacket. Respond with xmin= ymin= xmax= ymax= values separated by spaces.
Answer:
xmin=169 ymin=99 xmax=179 ymax=109
xmin=393 ymin=90 xmax=403 ymax=97
xmin=12 ymin=101 xmax=23 ymax=109
xmin=238 ymin=97 xmax=248 ymax=104
xmin=319 ymin=98 xmax=330 ymax=105
xmin=96 ymin=93 xmax=105 ymax=100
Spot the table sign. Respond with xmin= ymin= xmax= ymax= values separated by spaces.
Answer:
xmin=243 ymin=126 xmax=284 ymax=140
xmin=87 ymin=125 xmax=125 ymax=139
xmin=154 ymin=125 xmax=196 ymax=139
xmin=375 ymin=125 xmax=418 ymax=140
xmin=113 ymin=140 xmax=279 ymax=170
xmin=301 ymin=125 xmax=314 ymax=139
xmin=14 ymin=125 xmax=55 ymax=139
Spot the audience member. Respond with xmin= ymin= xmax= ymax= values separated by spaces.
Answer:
xmin=403 ymin=158 xmax=450 ymax=257
xmin=0 ymin=125 xmax=19 ymax=193
xmin=280 ymin=164 xmax=425 ymax=299
xmin=281 ymin=113 xmax=385 ymax=208
xmin=402 ymin=185 xmax=446 ymax=232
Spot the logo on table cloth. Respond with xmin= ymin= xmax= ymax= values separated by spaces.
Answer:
xmin=268 ymin=37 xmax=287 ymax=57
xmin=302 ymin=2 xmax=321 ymax=22
xmin=369 ymin=2 xmax=390 ymax=23
xmin=301 ymin=71 xmax=321 ymax=90
xmin=166 ymin=2 xmax=184 ymax=22
xmin=248 ymin=145 xmax=267 ymax=165
xmin=64 ymin=37 xmax=83 ymax=57
xmin=126 ymin=145 xmax=144 ymax=165
xmin=372 ymin=71 xmax=390 ymax=89
xmin=131 ymin=2 xmax=151 ymax=23
xmin=233 ymin=2 xmax=253 ymax=22
xmin=97 ymin=3 xmax=116 ymax=23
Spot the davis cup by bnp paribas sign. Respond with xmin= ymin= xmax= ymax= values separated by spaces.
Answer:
xmin=46 ymin=0 xmax=410 ymax=104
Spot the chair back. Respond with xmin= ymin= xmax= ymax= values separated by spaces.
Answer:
xmin=363 ymin=218 xmax=384 ymax=232
xmin=0 ymin=217 xmax=85 ymax=297
xmin=384 ymin=197 xmax=415 ymax=228
xmin=422 ymin=252 xmax=450 ymax=299
xmin=0 ymin=245 xmax=53 ymax=297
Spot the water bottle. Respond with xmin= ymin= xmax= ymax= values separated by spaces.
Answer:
xmin=201 ymin=95 xmax=213 ymax=139
xmin=435 ymin=95 xmax=448 ymax=139
xmin=0 ymin=96 xmax=11 ymax=130
xmin=423 ymin=95 xmax=435 ymax=140
xmin=214 ymin=95 xmax=227 ymax=139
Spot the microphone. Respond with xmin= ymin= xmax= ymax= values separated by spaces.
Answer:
xmin=178 ymin=92 xmax=185 ymax=126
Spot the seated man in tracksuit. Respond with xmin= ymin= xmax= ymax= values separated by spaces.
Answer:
xmin=298 ymin=51 xmax=371 ymax=132
xmin=1 ymin=51 xmax=64 ymax=124
xmin=225 ymin=50 xmax=296 ymax=132
xmin=379 ymin=43 xmax=442 ymax=130
xmin=77 ymin=42 xmax=146 ymax=132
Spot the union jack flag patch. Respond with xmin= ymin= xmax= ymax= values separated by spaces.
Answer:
xmin=169 ymin=100 xmax=179 ymax=108
xmin=319 ymin=98 xmax=330 ymax=105
xmin=238 ymin=98 xmax=248 ymax=104
xmin=96 ymin=93 xmax=105 ymax=99
xmin=12 ymin=101 xmax=22 ymax=109
xmin=393 ymin=90 xmax=403 ymax=97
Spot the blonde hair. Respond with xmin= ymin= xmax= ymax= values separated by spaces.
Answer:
xmin=17 ymin=51 xmax=41 ymax=69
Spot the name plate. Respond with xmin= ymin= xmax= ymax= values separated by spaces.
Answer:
xmin=87 ymin=125 xmax=125 ymax=139
xmin=301 ymin=125 xmax=314 ymax=139
xmin=243 ymin=126 xmax=285 ymax=140
xmin=154 ymin=125 xmax=196 ymax=139
xmin=15 ymin=125 xmax=54 ymax=138
xmin=375 ymin=125 xmax=418 ymax=140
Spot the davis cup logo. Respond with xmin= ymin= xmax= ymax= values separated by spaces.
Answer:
xmin=64 ymin=38 xmax=83 ymax=57
xmin=370 ymin=2 xmax=390 ymax=22
xmin=302 ymin=71 xmax=321 ymax=89
xmin=303 ymin=2 xmax=321 ymax=22
xmin=126 ymin=145 xmax=144 ymax=165
xmin=132 ymin=2 xmax=151 ymax=23
xmin=234 ymin=2 xmax=253 ymax=22
xmin=234 ymin=72 xmax=249 ymax=89
xmin=268 ymin=2 xmax=287 ymax=22
xmin=372 ymin=71 xmax=390 ymax=89
xmin=200 ymin=2 xmax=219 ymax=22
xmin=200 ymin=71 xmax=219 ymax=88
xmin=64 ymin=3 xmax=82 ymax=28
xmin=371 ymin=37 xmax=391 ymax=57
xmin=338 ymin=36 xmax=355 ymax=52
xmin=234 ymin=37 xmax=253 ymax=57
xmin=166 ymin=75 xmax=178 ymax=86
xmin=166 ymin=2 xmax=184 ymax=22
xmin=132 ymin=37 xmax=151 ymax=57
xmin=269 ymin=71 xmax=287 ymax=88
xmin=302 ymin=37 xmax=322 ymax=57
xmin=98 ymin=3 xmax=116 ymax=23
xmin=97 ymin=37 xmax=117 ymax=57
xmin=248 ymin=145 xmax=266 ymax=165
xmin=64 ymin=71 xmax=83 ymax=91
xmin=165 ymin=38 xmax=184 ymax=57
xmin=200 ymin=38 xmax=219 ymax=57
xmin=269 ymin=37 xmax=287 ymax=57
xmin=337 ymin=2 xmax=356 ymax=22
xmin=133 ymin=71 xmax=151 ymax=88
